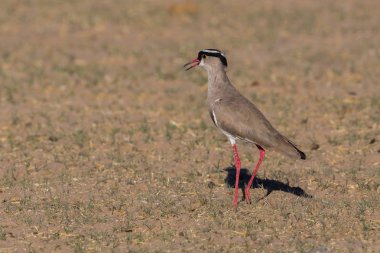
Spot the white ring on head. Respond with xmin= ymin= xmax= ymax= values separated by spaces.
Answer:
xmin=202 ymin=49 xmax=225 ymax=57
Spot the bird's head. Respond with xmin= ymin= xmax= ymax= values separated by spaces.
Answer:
xmin=184 ymin=49 xmax=228 ymax=71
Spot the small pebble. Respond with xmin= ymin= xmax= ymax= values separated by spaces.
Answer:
xmin=49 ymin=136 xmax=58 ymax=142
xmin=250 ymin=81 xmax=260 ymax=86
xmin=208 ymin=181 xmax=215 ymax=189
xmin=311 ymin=143 xmax=320 ymax=150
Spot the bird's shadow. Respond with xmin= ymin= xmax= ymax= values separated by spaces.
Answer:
xmin=224 ymin=167 xmax=313 ymax=200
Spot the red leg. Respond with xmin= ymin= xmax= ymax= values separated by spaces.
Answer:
xmin=232 ymin=144 xmax=241 ymax=208
xmin=245 ymin=145 xmax=265 ymax=204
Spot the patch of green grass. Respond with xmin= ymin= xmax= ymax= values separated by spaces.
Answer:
xmin=73 ymin=130 xmax=88 ymax=148
xmin=0 ymin=226 xmax=6 ymax=241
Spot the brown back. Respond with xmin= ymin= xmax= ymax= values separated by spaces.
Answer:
xmin=206 ymin=64 xmax=306 ymax=160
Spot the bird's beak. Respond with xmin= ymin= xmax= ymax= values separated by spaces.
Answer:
xmin=184 ymin=58 xmax=200 ymax=71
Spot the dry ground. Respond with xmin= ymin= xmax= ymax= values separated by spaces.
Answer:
xmin=0 ymin=0 xmax=379 ymax=252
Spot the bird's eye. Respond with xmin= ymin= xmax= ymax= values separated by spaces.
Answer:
xmin=202 ymin=55 xmax=207 ymax=59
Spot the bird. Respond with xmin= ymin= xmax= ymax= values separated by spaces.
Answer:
xmin=184 ymin=49 xmax=306 ymax=208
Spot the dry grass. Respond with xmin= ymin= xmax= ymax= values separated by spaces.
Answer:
xmin=0 ymin=0 xmax=379 ymax=252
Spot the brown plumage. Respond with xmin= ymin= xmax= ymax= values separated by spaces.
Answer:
xmin=208 ymin=81 xmax=305 ymax=160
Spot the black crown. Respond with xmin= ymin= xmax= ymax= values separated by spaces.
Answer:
xmin=198 ymin=49 xmax=228 ymax=67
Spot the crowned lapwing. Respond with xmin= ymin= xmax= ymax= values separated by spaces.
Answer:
xmin=184 ymin=49 xmax=306 ymax=208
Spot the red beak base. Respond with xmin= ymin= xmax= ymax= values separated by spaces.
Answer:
xmin=184 ymin=58 xmax=200 ymax=71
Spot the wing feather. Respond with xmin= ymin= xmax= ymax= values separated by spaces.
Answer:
xmin=211 ymin=96 xmax=280 ymax=148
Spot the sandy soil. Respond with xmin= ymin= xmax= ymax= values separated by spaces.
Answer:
xmin=0 ymin=0 xmax=379 ymax=252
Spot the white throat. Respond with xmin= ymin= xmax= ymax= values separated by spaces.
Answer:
xmin=199 ymin=59 xmax=213 ymax=80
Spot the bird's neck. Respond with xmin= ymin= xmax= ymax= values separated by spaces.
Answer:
xmin=206 ymin=67 xmax=232 ymax=99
